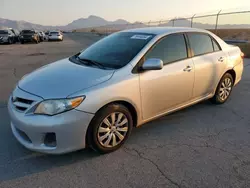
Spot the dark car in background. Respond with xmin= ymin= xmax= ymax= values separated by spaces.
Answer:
xmin=0 ymin=29 xmax=15 ymax=44
xmin=19 ymin=30 xmax=40 ymax=44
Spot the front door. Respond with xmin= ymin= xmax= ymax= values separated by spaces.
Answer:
xmin=139 ymin=33 xmax=195 ymax=120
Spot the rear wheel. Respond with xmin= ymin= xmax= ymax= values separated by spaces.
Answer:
xmin=211 ymin=73 xmax=233 ymax=104
xmin=87 ymin=104 xmax=133 ymax=154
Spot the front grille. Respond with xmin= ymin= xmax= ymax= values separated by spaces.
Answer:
xmin=12 ymin=96 xmax=34 ymax=112
xmin=23 ymin=36 xmax=32 ymax=39
xmin=16 ymin=97 xmax=33 ymax=104
xmin=16 ymin=106 xmax=27 ymax=111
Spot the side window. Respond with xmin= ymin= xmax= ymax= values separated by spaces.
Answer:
xmin=187 ymin=33 xmax=213 ymax=56
xmin=145 ymin=34 xmax=187 ymax=64
xmin=212 ymin=39 xmax=221 ymax=52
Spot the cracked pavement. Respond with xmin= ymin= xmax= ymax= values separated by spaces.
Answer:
xmin=0 ymin=33 xmax=250 ymax=188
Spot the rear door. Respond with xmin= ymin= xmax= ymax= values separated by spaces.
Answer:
xmin=139 ymin=33 xmax=195 ymax=120
xmin=187 ymin=33 xmax=227 ymax=99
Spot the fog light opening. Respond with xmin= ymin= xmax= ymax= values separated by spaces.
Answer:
xmin=44 ymin=133 xmax=57 ymax=147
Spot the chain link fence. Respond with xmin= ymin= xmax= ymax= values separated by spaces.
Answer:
xmin=75 ymin=9 xmax=250 ymax=57
xmin=76 ymin=9 xmax=250 ymax=41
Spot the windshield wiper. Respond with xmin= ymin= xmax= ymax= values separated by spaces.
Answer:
xmin=77 ymin=57 xmax=105 ymax=69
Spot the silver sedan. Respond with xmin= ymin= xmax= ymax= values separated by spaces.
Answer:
xmin=8 ymin=27 xmax=244 ymax=154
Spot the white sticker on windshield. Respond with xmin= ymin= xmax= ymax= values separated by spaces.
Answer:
xmin=131 ymin=35 xmax=151 ymax=40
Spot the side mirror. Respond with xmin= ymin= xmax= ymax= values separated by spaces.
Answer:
xmin=142 ymin=58 xmax=163 ymax=70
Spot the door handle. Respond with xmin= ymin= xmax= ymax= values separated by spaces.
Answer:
xmin=183 ymin=66 xmax=192 ymax=72
xmin=218 ymin=57 xmax=224 ymax=62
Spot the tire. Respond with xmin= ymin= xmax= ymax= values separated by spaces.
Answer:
xmin=8 ymin=38 xmax=12 ymax=44
xmin=211 ymin=73 xmax=234 ymax=104
xmin=87 ymin=104 xmax=133 ymax=154
xmin=21 ymin=40 xmax=24 ymax=44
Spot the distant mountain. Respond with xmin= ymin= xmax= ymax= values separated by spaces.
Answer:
xmin=0 ymin=16 xmax=250 ymax=31
xmin=160 ymin=18 xmax=250 ymax=29
xmin=66 ymin=15 xmax=130 ymax=29
xmin=0 ymin=18 xmax=61 ymax=31
xmin=0 ymin=15 xmax=130 ymax=31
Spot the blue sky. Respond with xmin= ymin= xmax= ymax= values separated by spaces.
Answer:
xmin=0 ymin=0 xmax=249 ymax=25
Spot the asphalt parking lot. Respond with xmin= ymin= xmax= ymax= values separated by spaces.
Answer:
xmin=0 ymin=33 xmax=250 ymax=188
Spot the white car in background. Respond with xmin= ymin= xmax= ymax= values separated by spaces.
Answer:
xmin=48 ymin=31 xmax=63 ymax=41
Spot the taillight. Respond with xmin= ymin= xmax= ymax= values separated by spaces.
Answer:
xmin=240 ymin=52 xmax=244 ymax=59
xmin=57 ymin=34 xmax=60 ymax=36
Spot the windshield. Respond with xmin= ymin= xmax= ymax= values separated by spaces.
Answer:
xmin=21 ymin=30 xmax=35 ymax=34
xmin=78 ymin=32 xmax=155 ymax=69
xmin=50 ymin=32 xmax=59 ymax=35
xmin=0 ymin=30 xmax=8 ymax=34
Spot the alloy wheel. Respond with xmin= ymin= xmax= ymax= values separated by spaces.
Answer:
xmin=97 ymin=112 xmax=129 ymax=148
xmin=219 ymin=78 xmax=232 ymax=101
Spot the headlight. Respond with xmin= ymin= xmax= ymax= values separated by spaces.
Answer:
xmin=34 ymin=96 xmax=85 ymax=115
xmin=20 ymin=36 xmax=24 ymax=38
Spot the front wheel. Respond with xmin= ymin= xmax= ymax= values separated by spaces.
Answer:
xmin=87 ymin=104 xmax=133 ymax=154
xmin=8 ymin=38 xmax=12 ymax=44
xmin=211 ymin=73 xmax=234 ymax=104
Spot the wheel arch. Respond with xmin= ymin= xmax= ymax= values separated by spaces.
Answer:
xmin=85 ymin=100 xmax=139 ymax=147
xmin=225 ymin=69 xmax=236 ymax=84
xmin=212 ymin=69 xmax=236 ymax=95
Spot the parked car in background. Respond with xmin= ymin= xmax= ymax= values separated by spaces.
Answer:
xmin=9 ymin=28 xmax=20 ymax=43
xmin=20 ymin=30 xmax=40 ymax=44
xmin=38 ymin=31 xmax=46 ymax=42
xmin=48 ymin=31 xmax=63 ymax=41
xmin=8 ymin=27 xmax=244 ymax=154
xmin=44 ymin=31 xmax=49 ymax=40
xmin=0 ymin=29 xmax=15 ymax=44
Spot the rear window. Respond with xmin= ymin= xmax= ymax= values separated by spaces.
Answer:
xmin=50 ymin=32 xmax=59 ymax=35
xmin=212 ymin=39 xmax=221 ymax=51
xmin=187 ymin=33 xmax=213 ymax=56
xmin=0 ymin=30 xmax=8 ymax=34
xmin=21 ymin=30 xmax=35 ymax=34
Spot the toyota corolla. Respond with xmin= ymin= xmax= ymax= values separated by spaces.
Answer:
xmin=8 ymin=27 xmax=244 ymax=154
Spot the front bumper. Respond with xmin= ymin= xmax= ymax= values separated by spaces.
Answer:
xmin=8 ymin=88 xmax=94 ymax=154
xmin=20 ymin=37 xmax=35 ymax=42
xmin=0 ymin=37 xmax=8 ymax=43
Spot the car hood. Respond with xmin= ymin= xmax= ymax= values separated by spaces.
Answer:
xmin=18 ymin=58 xmax=115 ymax=99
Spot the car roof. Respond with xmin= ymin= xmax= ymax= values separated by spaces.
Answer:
xmin=122 ymin=27 xmax=208 ymax=36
